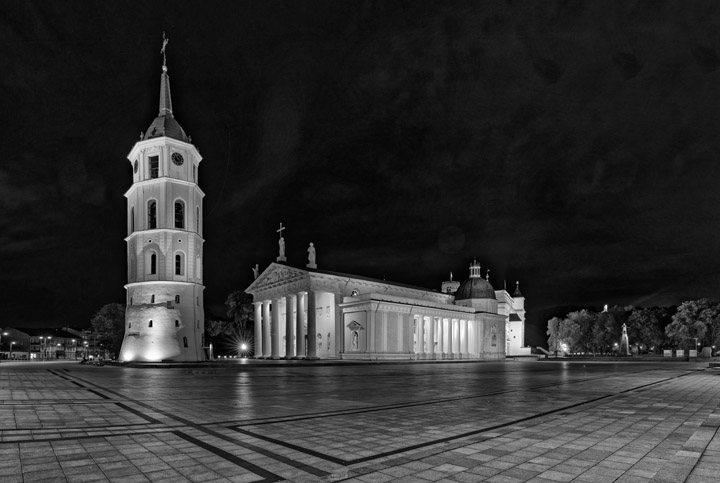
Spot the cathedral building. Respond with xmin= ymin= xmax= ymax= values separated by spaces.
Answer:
xmin=118 ymin=42 xmax=206 ymax=362
xmin=246 ymin=257 xmax=530 ymax=360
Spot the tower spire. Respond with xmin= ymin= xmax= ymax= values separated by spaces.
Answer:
xmin=144 ymin=32 xmax=189 ymax=142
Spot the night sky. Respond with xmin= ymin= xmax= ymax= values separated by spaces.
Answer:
xmin=2 ymin=1 xmax=720 ymax=345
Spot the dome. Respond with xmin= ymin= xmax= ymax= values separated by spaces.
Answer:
xmin=454 ymin=259 xmax=496 ymax=300
xmin=145 ymin=114 xmax=189 ymax=142
xmin=455 ymin=276 xmax=496 ymax=300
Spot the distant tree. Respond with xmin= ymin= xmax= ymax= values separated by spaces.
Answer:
xmin=591 ymin=311 xmax=617 ymax=353
xmin=627 ymin=307 xmax=668 ymax=353
xmin=225 ymin=291 xmax=254 ymax=330
xmin=547 ymin=314 xmax=585 ymax=353
xmin=206 ymin=319 xmax=232 ymax=337
xmin=567 ymin=309 xmax=598 ymax=353
xmin=90 ymin=303 xmax=126 ymax=358
xmin=666 ymin=299 xmax=720 ymax=348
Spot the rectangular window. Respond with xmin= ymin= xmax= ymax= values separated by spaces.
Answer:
xmin=183 ymin=337 xmax=188 ymax=347
xmin=149 ymin=156 xmax=159 ymax=179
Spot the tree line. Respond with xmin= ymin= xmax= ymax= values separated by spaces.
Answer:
xmin=547 ymin=298 xmax=720 ymax=355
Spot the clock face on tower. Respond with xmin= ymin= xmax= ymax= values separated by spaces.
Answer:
xmin=172 ymin=152 xmax=184 ymax=166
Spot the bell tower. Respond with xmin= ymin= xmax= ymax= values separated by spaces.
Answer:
xmin=119 ymin=36 xmax=206 ymax=362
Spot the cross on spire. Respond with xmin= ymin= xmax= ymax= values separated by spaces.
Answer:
xmin=276 ymin=222 xmax=285 ymax=238
xmin=161 ymin=31 xmax=169 ymax=72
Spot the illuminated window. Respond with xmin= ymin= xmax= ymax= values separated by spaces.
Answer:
xmin=147 ymin=200 xmax=157 ymax=229
xmin=149 ymin=156 xmax=159 ymax=178
xmin=174 ymin=201 xmax=184 ymax=229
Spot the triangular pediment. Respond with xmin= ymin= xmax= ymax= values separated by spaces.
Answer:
xmin=246 ymin=263 xmax=308 ymax=293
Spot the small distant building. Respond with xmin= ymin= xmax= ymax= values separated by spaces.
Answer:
xmin=1 ymin=328 xmax=82 ymax=360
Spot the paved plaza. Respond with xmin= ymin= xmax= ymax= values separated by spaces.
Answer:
xmin=0 ymin=360 xmax=718 ymax=483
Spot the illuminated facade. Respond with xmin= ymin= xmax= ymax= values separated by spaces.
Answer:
xmin=246 ymin=260 xmax=529 ymax=360
xmin=118 ymin=48 xmax=206 ymax=362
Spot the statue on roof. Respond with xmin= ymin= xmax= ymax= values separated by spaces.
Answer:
xmin=276 ymin=222 xmax=287 ymax=262
xmin=307 ymin=242 xmax=317 ymax=269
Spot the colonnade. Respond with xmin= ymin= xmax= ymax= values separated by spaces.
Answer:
xmin=253 ymin=291 xmax=320 ymax=359
xmin=414 ymin=315 xmax=476 ymax=359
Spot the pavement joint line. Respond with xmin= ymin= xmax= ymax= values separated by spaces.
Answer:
xmin=231 ymin=369 xmax=702 ymax=429
xmin=115 ymin=402 xmax=164 ymax=425
xmin=172 ymin=430 xmax=284 ymax=482
xmin=57 ymin=369 xmax=333 ymax=480
xmin=229 ymin=370 xmax=702 ymax=468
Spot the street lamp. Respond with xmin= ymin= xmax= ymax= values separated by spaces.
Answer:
xmin=1 ymin=332 xmax=7 ymax=360
xmin=10 ymin=341 xmax=15 ymax=359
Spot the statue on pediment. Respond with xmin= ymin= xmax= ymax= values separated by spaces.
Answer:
xmin=307 ymin=242 xmax=317 ymax=269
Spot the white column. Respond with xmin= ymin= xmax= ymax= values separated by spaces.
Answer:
xmin=271 ymin=298 xmax=281 ymax=359
xmin=446 ymin=318 xmax=453 ymax=359
xmin=416 ymin=315 xmax=424 ymax=358
xmin=254 ymin=302 xmax=262 ymax=358
xmin=461 ymin=319 xmax=468 ymax=358
xmin=296 ymin=292 xmax=306 ymax=357
xmin=379 ymin=311 xmax=387 ymax=353
xmin=437 ymin=317 xmax=444 ymax=359
xmin=285 ymin=295 xmax=294 ymax=358
xmin=335 ymin=293 xmax=343 ymax=357
xmin=453 ymin=319 xmax=460 ymax=358
xmin=262 ymin=300 xmax=271 ymax=358
xmin=307 ymin=291 xmax=317 ymax=358
xmin=428 ymin=316 xmax=436 ymax=359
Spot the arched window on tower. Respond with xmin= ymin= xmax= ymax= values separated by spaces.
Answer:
xmin=174 ymin=201 xmax=184 ymax=229
xmin=196 ymin=206 xmax=199 ymax=233
xmin=148 ymin=200 xmax=157 ymax=229
xmin=175 ymin=295 xmax=180 ymax=304
xmin=130 ymin=207 xmax=135 ymax=233
xmin=150 ymin=253 xmax=157 ymax=274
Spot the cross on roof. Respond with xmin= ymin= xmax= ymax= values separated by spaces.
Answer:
xmin=276 ymin=222 xmax=285 ymax=238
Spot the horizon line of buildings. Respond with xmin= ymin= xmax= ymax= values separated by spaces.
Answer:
xmin=0 ymin=327 xmax=108 ymax=361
